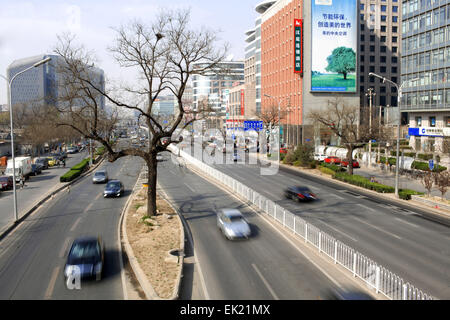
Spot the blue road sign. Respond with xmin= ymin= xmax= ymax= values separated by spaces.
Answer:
xmin=429 ymin=160 xmax=434 ymax=171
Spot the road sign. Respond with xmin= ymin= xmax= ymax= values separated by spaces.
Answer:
xmin=429 ymin=160 xmax=434 ymax=171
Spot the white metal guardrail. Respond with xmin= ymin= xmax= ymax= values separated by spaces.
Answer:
xmin=170 ymin=145 xmax=434 ymax=300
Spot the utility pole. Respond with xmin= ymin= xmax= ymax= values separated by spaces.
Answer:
xmin=365 ymin=88 xmax=376 ymax=168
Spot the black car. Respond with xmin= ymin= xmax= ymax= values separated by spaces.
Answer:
xmin=35 ymin=158 xmax=49 ymax=170
xmin=64 ymin=237 xmax=104 ymax=281
xmin=285 ymin=186 xmax=317 ymax=202
xmin=31 ymin=164 xmax=42 ymax=176
xmin=104 ymin=180 xmax=124 ymax=198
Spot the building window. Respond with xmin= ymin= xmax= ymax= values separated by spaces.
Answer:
xmin=393 ymin=6 xmax=398 ymax=13
xmin=370 ymin=4 xmax=375 ymax=12
xmin=380 ymin=87 xmax=386 ymax=93
xmin=381 ymin=15 xmax=387 ymax=22
xmin=361 ymin=45 xmax=365 ymax=51
xmin=360 ymin=66 xmax=365 ymax=72
xmin=392 ymin=36 xmax=398 ymax=43
xmin=392 ymin=26 xmax=398 ymax=33
xmin=361 ymin=14 xmax=365 ymax=20
xmin=393 ymin=16 xmax=398 ymax=23
xmin=380 ymin=66 xmax=386 ymax=72
xmin=381 ymin=25 xmax=386 ymax=32
xmin=416 ymin=117 xmax=422 ymax=127
xmin=360 ymin=76 xmax=365 ymax=83
xmin=392 ymin=57 xmax=398 ymax=63
xmin=360 ymin=55 xmax=365 ymax=62
xmin=370 ymin=56 xmax=375 ymax=62
xmin=392 ymin=47 xmax=398 ymax=53
xmin=360 ymin=4 xmax=364 ymax=10
xmin=370 ymin=35 xmax=375 ymax=42
xmin=381 ymin=5 xmax=387 ymax=12
xmin=429 ymin=117 xmax=436 ymax=127
xmin=361 ymin=24 xmax=365 ymax=31
xmin=370 ymin=66 xmax=375 ymax=72
xmin=445 ymin=116 xmax=450 ymax=127
xmin=381 ymin=56 xmax=386 ymax=63
xmin=392 ymin=77 xmax=397 ymax=83
xmin=381 ymin=46 xmax=387 ymax=53
xmin=361 ymin=34 xmax=365 ymax=41
xmin=370 ymin=45 xmax=375 ymax=52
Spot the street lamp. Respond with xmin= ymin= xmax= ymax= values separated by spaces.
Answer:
xmin=369 ymin=72 xmax=419 ymax=198
xmin=0 ymin=57 xmax=51 ymax=222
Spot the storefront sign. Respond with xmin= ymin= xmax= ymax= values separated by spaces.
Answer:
xmin=294 ymin=19 xmax=303 ymax=74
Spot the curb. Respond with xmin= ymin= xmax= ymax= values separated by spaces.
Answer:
xmin=156 ymin=183 xmax=185 ymax=300
xmin=121 ymin=173 xmax=160 ymax=300
xmin=0 ymin=155 xmax=105 ymax=241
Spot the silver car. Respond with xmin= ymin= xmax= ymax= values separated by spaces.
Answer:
xmin=92 ymin=170 xmax=108 ymax=184
xmin=217 ymin=209 xmax=251 ymax=240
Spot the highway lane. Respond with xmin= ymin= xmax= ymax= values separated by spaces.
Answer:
xmin=178 ymin=144 xmax=450 ymax=299
xmin=158 ymin=154 xmax=343 ymax=300
xmin=0 ymin=155 xmax=143 ymax=299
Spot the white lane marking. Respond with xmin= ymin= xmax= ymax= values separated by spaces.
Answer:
xmin=395 ymin=218 xmax=419 ymax=228
xmin=184 ymin=183 xmax=196 ymax=193
xmin=353 ymin=217 xmax=402 ymax=240
xmin=59 ymin=238 xmax=72 ymax=258
xmin=252 ymin=263 xmax=280 ymax=300
xmin=318 ymin=221 xmax=358 ymax=242
xmin=70 ymin=217 xmax=82 ymax=232
xmin=356 ymin=204 xmax=377 ymax=212
xmin=95 ymin=193 xmax=102 ymax=201
xmin=84 ymin=203 xmax=94 ymax=213
xmin=44 ymin=266 xmax=60 ymax=300
xmin=328 ymin=194 xmax=344 ymax=200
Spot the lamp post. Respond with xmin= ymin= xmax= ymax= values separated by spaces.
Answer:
xmin=369 ymin=73 xmax=419 ymax=198
xmin=0 ymin=57 xmax=51 ymax=222
xmin=365 ymin=88 xmax=376 ymax=167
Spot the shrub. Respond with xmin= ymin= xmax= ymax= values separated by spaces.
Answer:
xmin=320 ymin=162 xmax=346 ymax=172
xmin=293 ymin=144 xmax=314 ymax=166
xmin=71 ymin=158 xmax=90 ymax=171
xmin=399 ymin=189 xmax=424 ymax=200
xmin=417 ymin=154 xmax=434 ymax=161
xmin=60 ymin=169 xmax=82 ymax=183
xmin=309 ymin=161 xmax=317 ymax=169
xmin=283 ymin=151 xmax=296 ymax=165
xmin=280 ymin=153 xmax=286 ymax=162
xmin=293 ymin=160 xmax=302 ymax=167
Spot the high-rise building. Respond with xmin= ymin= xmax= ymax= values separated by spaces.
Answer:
xmin=401 ymin=0 xmax=450 ymax=155
xmin=152 ymin=95 xmax=178 ymax=116
xmin=7 ymin=54 xmax=105 ymax=110
xmin=256 ymin=0 xmax=360 ymax=146
xmin=192 ymin=61 xmax=244 ymax=129
xmin=359 ymin=0 xmax=401 ymax=113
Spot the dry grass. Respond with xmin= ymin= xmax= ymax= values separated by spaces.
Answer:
xmin=125 ymin=187 xmax=181 ymax=299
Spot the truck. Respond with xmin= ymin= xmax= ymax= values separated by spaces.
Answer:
xmin=5 ymin=156 xmax=32 ymax=181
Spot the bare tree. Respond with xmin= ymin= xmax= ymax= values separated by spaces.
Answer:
xmin=421 ymin=170 xmax=434 ymax=197
xmin=52 ymin=9 xmax=228 ymax=216
xmin=435 ymin=170 xmax=449 ymax=200
xmin=308 ymin=96 xmax=388 ymax=175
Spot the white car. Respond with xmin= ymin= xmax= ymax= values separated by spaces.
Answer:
xmin=217 ymin=209 xmax=251 ymax=240
xmin=314 ymin=154 xmax=327 ymax=162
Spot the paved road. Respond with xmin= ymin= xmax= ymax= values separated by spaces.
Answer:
xmin=0 ymin=155 xmax=143 ymax=299
xmin=178 ymin=143 xmax=450 ymax=299
xmin=0 ymin=151 xmax=87 ymax=232
xmin=157 ymin=153 xmax=343 ymax=300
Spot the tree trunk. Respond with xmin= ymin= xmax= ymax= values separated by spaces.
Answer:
xmin=347 ymin=146 xmax=354 ymax=175
xmin=343 ymin=72 xmax=347 ymax=80
xmin=146 ymin=153 xmax=158 ymax=217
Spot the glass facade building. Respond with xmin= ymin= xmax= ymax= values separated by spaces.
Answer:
xmin=401 ymin=0 xmax=450 ymax=153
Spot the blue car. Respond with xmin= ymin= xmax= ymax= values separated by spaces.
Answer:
xmin=103 ymin=180 xmax=124 ymax=198
xmin=64 ymin=237 xmax=104 ymax=281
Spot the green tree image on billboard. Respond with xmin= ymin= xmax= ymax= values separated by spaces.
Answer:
xmin=311 ymin=0 xmax=357 ymax=92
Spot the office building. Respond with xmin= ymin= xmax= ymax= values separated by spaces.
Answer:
xmin=401 ymin=0 xmax=450 ymax=155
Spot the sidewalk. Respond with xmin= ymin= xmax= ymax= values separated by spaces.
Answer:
xmin=355 ymin=165 xmax=449 ymax=200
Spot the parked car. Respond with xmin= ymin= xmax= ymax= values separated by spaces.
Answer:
xmin=285 ymin=186 xmax=317 ymax=202
xmin=340 ymin=159 xmax=360 ymax=168
xmin=31 ymin=164 xmax=42 ymax=176
xmin=67 ymin=147 xmax=78 ymax=154
xmin=0 ymin=176 xmax=13 ymax=190
xmin=35 ymin=158 xmax=49 ymax=170
xmin=324 ymin=156 xmax=341 ymax=165
xmin=64 ymin=237 xmax=104 ymax=281
xmin=217 ymin=209 xmax=251 ymax=240
xmin=314 ymin=154 xmax=327 ymax=162
xmin=92 ymin=170 xmax=108 ymax=184
xmin=104 ymin=180 xmax=124 ymax=198
xmin=47 ymin=156 xmax=58 ymax=167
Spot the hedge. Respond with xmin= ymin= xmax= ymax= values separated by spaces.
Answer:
xmin=60 ymin=158 xmax=91 ymax=183
xmin=319 ymin=167 xmax=335 ymax=176
xmin=412 ymin=161 xmax=447 ymax=172
xmin=398 ymin=189 xmax=425 ymax=200
xmin=334 ymin=172 xmax=395 ymax=193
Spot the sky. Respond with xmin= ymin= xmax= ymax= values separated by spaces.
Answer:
xmin=0 ymin=0 xmax=260 ymax=105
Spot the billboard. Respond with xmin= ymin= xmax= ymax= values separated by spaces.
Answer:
xmin=311 ymin=0 xmax=357 ymax=92
xmin=294 ymin=19 xmax=303 ymax=74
